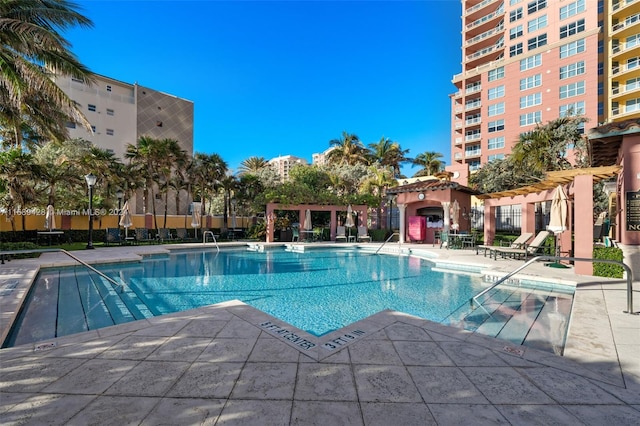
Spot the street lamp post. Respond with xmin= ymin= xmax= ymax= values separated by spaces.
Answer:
xmin=116 ymin=189 xmax=124 ymax=229
xmin=85 ymin=173 xmax=97 ymax=249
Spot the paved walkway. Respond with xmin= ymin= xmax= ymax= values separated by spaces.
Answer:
xmin=1 ymin=242 xmax=639 ymax=425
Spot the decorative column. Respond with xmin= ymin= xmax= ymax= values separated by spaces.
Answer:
xmin=574 ymin=174 xmax=593 ymax=275
xmin=398 ymin=203 xmax=407 ymax=244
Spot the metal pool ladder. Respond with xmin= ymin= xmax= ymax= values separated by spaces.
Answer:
xmin=0 ymin=248 xmax=126 ymax=293
xmin=203 ymin=231 xmax=220 ymax=252
xmin=375 ymin=232 xmax=400 ymax=255
xmin=470 ymin=255 xmax=636 ymax=315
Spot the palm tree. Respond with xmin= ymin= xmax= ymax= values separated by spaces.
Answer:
xmin=125 ymin=136 xmax=166 ymax=227
xmin=0 ymin=148 xmax=39 ymax=232
xmin=412 ymin=151 xmax=444 ymax=177
xmin=188 ymin=152 xmax=228 ymax=222
xmin=326 ymin=131 xmax=369 ymax=166
xmin=0 ymin=0 xmax=94 ymax=146
xmin=238 ymin=156 xmax=268 ymax=175
xmin=154 ymin=138 xmax=188 ymax=228
xmin=360 ymin=166 xmax=397 ymax=229
xmin=368 ymin=137 xmax=410 ymax=177
xmin=219 ymin=174 xmax=238 ymax=234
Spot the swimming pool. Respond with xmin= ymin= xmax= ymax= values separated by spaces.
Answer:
xmin=3 ymin=247 xmax=574 ymax=351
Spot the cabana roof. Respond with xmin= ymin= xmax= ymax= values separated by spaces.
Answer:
xmin=476 ymin=165 xmax=621 ymax=200
xmin=385 ymin=179 xmax=478 ymax=195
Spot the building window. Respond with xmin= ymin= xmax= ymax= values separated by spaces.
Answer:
xmin=599 ymin=82 xmax=604 ymax=95
xmin=520 ymin=74 xmax=542 ymax=90
xmin=598 ymin=102 xmax=604 ymax=115
xmin=559 ymin=61 xmax=585 ymax=79
xmin=65 ymin=121 xmax=76 ymax=129
xmin=510 ymin=43 xmax=524 ymax=57
xmin=559 ymin=38 xmax=585 ymax=58
xmin=468 ymin=160 xmax=481 ymax=171
xmin=91 ymin=125 xmax=96 ymax=133
xmin=628 ymin=57 xmax=640 ymax=70
xmin=626 ymin=13 xmax=640 ymax=26
xmin=528 ymin=15 xmax=547 ymax=32
xmin=627 ymin=34 xmax=640 ymax=49
xmin=106 ymin=108 xmax=114 ymax=116
xmin=559 ymin=81 xmax=585 ymax=99
xmin=520 ymin=111 xmax=541 ymax=125
xmin=626 ymin=98 xmax=640 ymax=112
xmin=488 ymin=67 xmax=504 ymax=81
xmin=528 ymin=34 xmax=547 ymax=50
xmin=612 ymin=101 xmax=620 ymax=115
xmin=510 ymin=7 xmax=523 ymax=22
xmin=627 ymin=77 xmax=640 ymax=92
xmin=510 ymin=0 xmax=522 ymax=5
xmin=560 ymin=0 xmax=584 ymax=20
xmin=488 ymin=85 xmax=505 ymax=100
xmin=106 ymin=85 xmax=112 ymax=92
xmin=71 ymin=77 xmax=83 ymax=83
xmin=520 ymin=92 xmax=542 ymax=108
xmin=560 ymin=19 xmax=585 ymax=39
xmin=106 ymin=129 xmax=114 ymax=136
xmin=510 ymin=25 xmax=523 ymax=40
xmin=520 ymin=53 xmax=541 ymax=70
xmin=88 ymin=104 xmax=96 ymax=112
xmin=488 ymin=136 xmax=505 ymax=150
xmin=488 ymin=102 xmax=505 ymax=116
xmin=559 ymin=101 xmax=585 ymax=116
xmin=488 ymin=119 xmax=505 ymax=132
xmin=488 ymin=153 xmax=505 ymax=162
xmin=527 ymin=0 xmax=546 ymax=14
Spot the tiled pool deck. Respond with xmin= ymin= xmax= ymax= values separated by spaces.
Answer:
xmin=1 ymin=242 xmax=639 ymax=425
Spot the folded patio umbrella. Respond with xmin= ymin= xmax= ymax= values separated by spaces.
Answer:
xmin=45 ymin=204 xmax=56 ymax=230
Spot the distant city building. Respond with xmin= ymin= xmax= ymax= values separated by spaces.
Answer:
xmin=448 ymin=0 xmax=640 ymax=184
xmin=268 ymin=155 xmax=308 ymax=181
xmin=312 ymin=146 xmax=336 ymax=166
xmin=53 ymin=73 xmax=194 ymax=215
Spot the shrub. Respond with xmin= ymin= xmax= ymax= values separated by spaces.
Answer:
xmin=369 ymin=229 xmax=392 ymax=242
xmin=0 ymin=241 xmax=41 ymax=259
xmin=593 ymin=246 xmax=624 ymax=278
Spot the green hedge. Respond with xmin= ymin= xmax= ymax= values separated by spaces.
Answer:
xmin=0 ymin=241 xmax=41 ymax=259
xmin=593 ymin=246 xmax=624 ymax=278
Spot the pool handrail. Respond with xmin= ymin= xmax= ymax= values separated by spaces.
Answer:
xmin=375 ymin=232 xmax=400 ymax=255
xmin=470 ymin=255 xmax=636 ymax=315
xmin=0 ymin=248 xmax=126 ymax=292
xmin=202 ymin=231 xmax=220 ymax=251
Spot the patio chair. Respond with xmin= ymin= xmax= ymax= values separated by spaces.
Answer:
xmin=105 ymin=228 xmax=123 ymax=246
xmin=134 ymin=228 xmax=155 ymax=244
xmin=491 ymin=230 xmax=551 ymax=260
xmin=476 ymin=232 xmax=533 ymax=256
xmin=335 ymin=226 xmax=347 ymax=242
xmin=292 ymin=226 xmax=300 ymax=242
xmin=175 ymin=228 xmax=195 ymax=242
xmin=357 ymin=226 xmax=371 ymax=242
xmin=156 ymin=228 xmax=173 ymax=243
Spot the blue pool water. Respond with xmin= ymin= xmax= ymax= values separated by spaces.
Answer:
xmin=4 ymin=247 xmax=574 ymax=351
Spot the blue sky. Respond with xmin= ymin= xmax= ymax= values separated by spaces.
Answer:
xmin=66 ymin=0 xmax=461 ymax=176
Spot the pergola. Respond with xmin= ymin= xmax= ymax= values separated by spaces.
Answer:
xmin=265 ymin=203 xmax=368 ymax=243
xmin=477 ymin=166 xmax=621 ymax=275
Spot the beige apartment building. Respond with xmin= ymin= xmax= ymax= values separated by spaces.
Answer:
xmin=449 ymin=0 xmax=640 ymax=183
xmin=268 ymin=155 xmax=308 ymax=181
xmin=53 ymin=74 xmax=194 ymax=215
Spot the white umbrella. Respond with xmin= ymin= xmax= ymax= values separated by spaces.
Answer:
xmin=547 ymin=185 xmax=569 ymax=265
xmin=451 ymin=200 xmax=460 ymax=231
xmin=441 ymin=201 xmax=450 ymax=248
xmin=548 ymin=185 xmax=568 ymax=233
xmin=119 ymin=201 xmax=133 ymax=238
xmin=303 ymin=209 xmax=312 ymax=231
xmin=45 ymin=204 xmax=56 ymax=230
xmin=345 ymin=205 xmax=355 ymax=239
xmin=191 ymin=202 xmax=202 ymax=238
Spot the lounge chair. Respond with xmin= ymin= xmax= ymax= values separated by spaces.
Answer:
xmin=105 ymin=228 xmax=123 ymax=246
xmin=134 ymin=228 xmax=155 ymax=244
xmin=156 ymin=228 xmax=173 ymax=243
xmin=357 ymin=226 xmax=371 ymax=242
xmin=292 ymin=226 xmax=300 ymax=242
xmin=491 ymin=230 xmax=551 ymax=260
xmin=476 ymin=232 xmax=533 ymax=256
xmin=335 ymin=226 xmax=347 ymax=242
xmin=175 ymin=228 xmax=196 ymax=242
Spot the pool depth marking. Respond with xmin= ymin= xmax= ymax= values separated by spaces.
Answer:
xmin=259 ymin=321 xmax=316 ymax=350
xmin=322 ymin=330 xmax=366 ymax=351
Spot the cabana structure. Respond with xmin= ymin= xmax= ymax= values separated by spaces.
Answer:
xmin=476 ymin=166 xmax=621 ymax=275
xmin=265 ymin=203 xmax=368 ymax=243
xmin=385 ymin=180 xmax=478 ymax=245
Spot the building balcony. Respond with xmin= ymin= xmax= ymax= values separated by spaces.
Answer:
xmin=465 ymin=101 xmax=482 ymax=112
xmin=612 ymin=61 xmax=640 ymax=77
xmin=454 ymin=152 xmax=463 ymax=160
xmin=465 ymin=4 xmax=504 ymax=33
xmin=612 ymin=0 xmax=640 ymax=19
xmin=465 ymin=84 xmax=482 ymax=95
xmin=465 ymin=116 xmax=482 ymax=126
xmin=465 ymin=23 xmax=504 ymax=48
xmin=465 ymin=0 xmax=502 ymax=20
xmin=612 ymin=41 xmax=640 ymax=59
xmin=465 ymin=133 xmax=482 ymax=143
xmin=611 ymin=84 xmax=640 ymax=103
xmin=455 ymin=137 xmax=463 ymax=146
xmin=611 ymin=103 xmax=640 ymax=120
xmin=465 ymin=149 xmax=482 ymax=158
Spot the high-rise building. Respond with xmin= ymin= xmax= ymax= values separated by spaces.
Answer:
xmin=53 ymin=74 xmax=194 ymax=161
xmin=268 ymin=155 xmax=308 ymax=181
xmin=311 ymin=146 xmax=336 ymax=166
xmin=53 ymin=73 xmax=194 ymax=214
xmin=449 ymin=0 xmax=605 ymax=184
